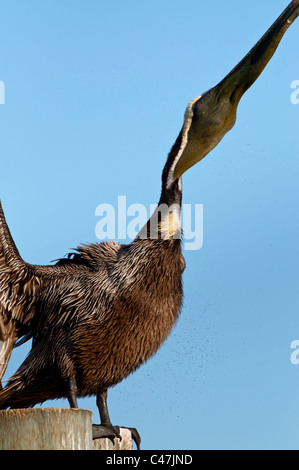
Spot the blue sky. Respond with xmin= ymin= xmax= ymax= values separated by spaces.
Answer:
xmin=0 ymin=0 xmax=298 ymax=450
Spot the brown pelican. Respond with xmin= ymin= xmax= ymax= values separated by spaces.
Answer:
xmin=0 ymin=1 xmax=298 ymax=449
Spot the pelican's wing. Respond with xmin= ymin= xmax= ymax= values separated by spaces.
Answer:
xmin=0 ymin=201 xmax=45 ymax=383
xmin=0 ymin=202 xmax=89 ymax=383
xmin=0 ymin=201 xmax=121 ymax=384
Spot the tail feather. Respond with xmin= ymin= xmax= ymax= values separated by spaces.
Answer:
xmin=0 ymin=374 xmax=65 ymax=410
xmin=0 ymin=381 xmax=23 ymax=410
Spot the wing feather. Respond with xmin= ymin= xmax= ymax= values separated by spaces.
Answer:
xmin=0 ymin=201 xmax=122 ymax=383
xmin=0 ymin=201 xmax=45 ymax=381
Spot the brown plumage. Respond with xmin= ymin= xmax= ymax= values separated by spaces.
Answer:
xmin=0 ymin=226 xmax=184 ymax=405
xmin=0 ymin=1 xmax=298 ymax=448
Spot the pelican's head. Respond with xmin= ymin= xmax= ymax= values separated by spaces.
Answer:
xmin=172 ymin=0 xmax=299 ymax=179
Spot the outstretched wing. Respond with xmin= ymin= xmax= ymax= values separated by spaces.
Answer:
xmin=0 ymin=201 xmax=122 ymax=385
xmin=0 ymin=201 xmax=43 ymax=384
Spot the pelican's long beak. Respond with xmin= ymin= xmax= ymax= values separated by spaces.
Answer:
xmin=173 ymin=0 xmax=299 ymax=178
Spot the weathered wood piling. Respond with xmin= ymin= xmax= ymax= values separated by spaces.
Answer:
xmin=0 ymin=408 xmax=132 ymax=450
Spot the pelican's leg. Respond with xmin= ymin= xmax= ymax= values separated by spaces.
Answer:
xmin=67 ymin=376 xmax=78 ymax=408
xmin=92 ymin=389 xmax=141 ymax=450
xmin=92 ymin=390 xmax=121 ymax=442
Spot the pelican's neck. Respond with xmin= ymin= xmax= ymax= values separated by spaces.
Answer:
xmin=136 ymin=131 xmax=184 ymax=242
xmin=158 ymin=96 xmax=199 ymax=206
xmin=159 ymin=130 xmax=183 ymax=208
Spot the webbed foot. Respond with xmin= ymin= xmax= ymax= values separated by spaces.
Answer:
xmin=125 ymin=426 xmax=141 ymax=450
xmin=92 ymin=424 xmax=141 ymax=450
xmin=92 ymin=423 xmax=121 ymax=442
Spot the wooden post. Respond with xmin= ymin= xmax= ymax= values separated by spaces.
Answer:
xmin=0 ymin=408 xmax=133 ymax=450
xmin=0 ymin=408 xmax=92 ymax=450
